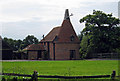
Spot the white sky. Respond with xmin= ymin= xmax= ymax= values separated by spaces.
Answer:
xmin=0 ymin=0 xmax=120 ymax=40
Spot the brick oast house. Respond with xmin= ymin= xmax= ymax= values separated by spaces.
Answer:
xmin=40 ymin=9 xmax=80 ymax=60
xmin=23 ymin=44 xmax=45 ymax=60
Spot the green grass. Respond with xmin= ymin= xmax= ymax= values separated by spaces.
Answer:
xmin=2 ymin=60 xmax=118 ymax=76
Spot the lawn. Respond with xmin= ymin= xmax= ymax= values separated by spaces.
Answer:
xmin=2 ymin=60 xmax=118 ymax=76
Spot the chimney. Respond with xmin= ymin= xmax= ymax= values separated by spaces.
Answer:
xmin=42 ymin=35 xmax=45 ymax=40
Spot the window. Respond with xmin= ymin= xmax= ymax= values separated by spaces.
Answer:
xmin=44 ymin=42 xmax=46 ymax=45
xmin=70 ymin=35 xmax=75 ymax=41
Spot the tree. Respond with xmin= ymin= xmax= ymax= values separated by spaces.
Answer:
xmin=78 ymin=32 xmax=83 ymax=42
xmin=3 ymin=37 xmax=22 ymax=51
xmin=3 ymin=35 xmax=39 ymax=51
xmin=3 ymin=37 xmax=15 ymax=50
xmin=79 ymin=34 xmax=90 ymax=59
xmin=21 ymin=35 xmax=39 ymax=49
xmin=79 ymin=10 xmax=120 ymax=58
xmin=15 ymin=39 xmax=22 ymax=51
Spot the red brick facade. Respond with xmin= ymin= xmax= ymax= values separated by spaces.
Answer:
xmin=54 ymin=43 xmax=80 ymax=60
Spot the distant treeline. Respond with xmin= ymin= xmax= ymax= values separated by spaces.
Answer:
xmin=3 ymin=35 xmax=39 ymax=51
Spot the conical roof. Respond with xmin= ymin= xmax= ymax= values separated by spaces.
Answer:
xmin=40 ymin=9 xmax=79 ymax=43
xmin=57 ymin=20 xmax=79 ymax=42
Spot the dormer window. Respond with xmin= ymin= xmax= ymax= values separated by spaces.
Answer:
xmin=70 ymin=35 xmax=75 ymax=41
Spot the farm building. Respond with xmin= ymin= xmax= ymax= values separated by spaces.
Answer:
xmin=40 ymin=9 xmax=80 ymax=60
xmin=23 ymin=44 xmax=46 ymax=60
xmin=24 ymin=9 xmax=80 ymax=60
xmin=0 ymin=36 xmax=13 ymax=60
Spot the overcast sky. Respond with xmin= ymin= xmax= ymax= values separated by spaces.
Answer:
xmin=0 ymin=0 xmax=119 ymax=40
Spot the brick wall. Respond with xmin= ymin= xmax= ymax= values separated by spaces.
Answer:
xmin=49 ymin=43 xmax=54 ymax=60
xmin=55 ymin=43 xmax=80 ymax=60
xmin=41 ymin=42 xmax=80 ymax=60
xmin=48 ymin=42 xmax=80 ymax=60
xmin=28 ymin=51 xmax=38 ymax=60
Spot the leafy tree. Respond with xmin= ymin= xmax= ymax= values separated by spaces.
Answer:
xmin=78 ymin=32 xmax=83 ymax=42
xmin=3 ymin=37 xmax=22 ymax=51
xmin=21 ymin=35 xmax=39 ymax=49
xmin=79 ymin=10 xmax=120 ymax=58
xmin=3 ymin=35 xmax=39 ymax=51
xmin=79 ymin=35 xmax=90 ymax=59
xmin=3 ymin=37 xmax=15 ymax=50
xmin=15 ymin=39 xmax=22 ymax=51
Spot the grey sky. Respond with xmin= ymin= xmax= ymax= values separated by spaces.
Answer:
xmin=0 ymin=0 xmax=119 ymax=40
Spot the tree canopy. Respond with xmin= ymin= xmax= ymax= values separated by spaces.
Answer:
xmin=3 ymin=35 xmax=39 ymax=51
xmin=22 ymin=35 xmax=39 ymax=49
xmin=79 ymin=10 xmax=120 ymax=58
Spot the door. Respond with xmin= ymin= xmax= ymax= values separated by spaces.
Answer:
xmin=70 ymin=50 xmax=76 ymax=60
xmin=37 ymin=51 xmax=42 ymax=59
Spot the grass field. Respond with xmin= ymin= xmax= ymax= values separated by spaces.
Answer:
xmin=2 ymin=60 xmax=118 ymax=76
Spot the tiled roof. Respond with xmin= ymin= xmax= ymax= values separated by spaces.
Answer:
xmin=40 ymin=20 xmax=80 ymax=43
xmin=41 ymin=27 xmax=61 ymax=42
xmin=24 ymin=44 xmax=45 ymax=51
xmin=57 ymin=20 xmax=80 ymax=42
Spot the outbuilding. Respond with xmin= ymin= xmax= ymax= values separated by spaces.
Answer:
xmin=23 ymin=44 xmax=46 ymax=60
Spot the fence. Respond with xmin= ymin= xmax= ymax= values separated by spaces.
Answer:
xmin=0 ymin=71 xmax=117 ymax=80
xmin=92 ymin=53 xmax=119 ymax=59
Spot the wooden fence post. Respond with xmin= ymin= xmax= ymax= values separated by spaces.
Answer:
xmin=31 ymin=71 xmax=38 ymax=81
xmin=111 ymin=70 xmax=116 ymax=80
